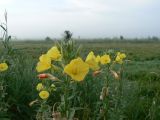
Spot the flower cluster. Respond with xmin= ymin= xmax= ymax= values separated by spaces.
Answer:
xmin=115 ymin=52 xmax=126 ymax=64
xmin=64 ymin=51 xmax=112 ymax=81
xmin=32 ymin=39 xmax=128 ymax=120
xmin=64 ymin=51 xmax=127 ymax=81
xmin=35 ymin=45 xmax=126 ymax=101
xmin=35 ymin=46 xmax=62 ymax=100
xmin=36 ymin=46 xmax=127 ymax=82
xmin=36 ymin=73 xmax=57 ymax=100
xmin=36 ymin=46 xmax=61 ymax=73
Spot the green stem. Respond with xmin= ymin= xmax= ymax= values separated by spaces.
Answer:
xmin=101 ymin=65 xmax=110 ymax=120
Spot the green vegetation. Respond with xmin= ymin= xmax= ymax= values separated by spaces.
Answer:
xmin=1 ymin=40 xmax=160 ymax=61
xmin=0 ymin=39 xmax=160 ymax=120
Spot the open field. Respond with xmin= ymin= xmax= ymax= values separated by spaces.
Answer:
xmin=4 ymin=40 xmax=160 ymax=60
xmin=0 ymin=40 xmax=160 ymax=120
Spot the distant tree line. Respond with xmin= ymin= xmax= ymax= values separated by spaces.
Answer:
xmin=44 ymin=32 xmax=160 ymax=42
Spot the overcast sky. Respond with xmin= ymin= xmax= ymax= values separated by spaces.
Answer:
xmin=0 ymin=0 xmax=160 ymax=39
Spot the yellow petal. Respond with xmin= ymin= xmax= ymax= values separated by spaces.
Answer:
xmin=85 ymin=51 xmax=99 ymax=70
xmin=36 ymin=61 xmax=51 ymax=72
xmin=39 ymin=54 xmax=51 ymax=64
xmin=47 ymin=46 xmax=61 ymax=61
xmin=96 ymin=55 xmax=101 ymax=63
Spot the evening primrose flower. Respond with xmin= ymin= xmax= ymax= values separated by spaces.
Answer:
xmin=100 ymin=55 xmax=111 ymax=65
xmin=115 ymin=52 xmax=126 ymax=64
xmin=0 ymin=63 xmax=8 ymax=72
xmin=85 ymin=51 xmax=99 ymax=70
xmin=120 ymin=53 xmax=126 ymax=59
xmin=47 ymin=46 xmax=61 ymax=61
xmin=115 ymin=56 xmax=123 ymax=64
xmin=117 ymin=52 xmax=126 ymax=59
xmin=36 ymin=54 xmax=51 ymax=72
xmin=64 ymin=57 xmax=89 ymax=81
xmin=96 ymin=55 xmax=101 ymax=63
xmin=36 ymin=83 xmax=44 ymax=91
xmin=39 ymin=90 xmax=49 ymax=100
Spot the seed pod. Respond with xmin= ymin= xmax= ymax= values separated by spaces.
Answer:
xmin=100 ymin=87 xmax=109 ymax=100
xmin=47 ymin=73 xmax=59 ymax=81
xmin=100 ymin=108 xmax=105 ymax=114
xmin=103 ymin=87 xmax=108 ymax=97
xmin=110 ymin=70 xmax=119 ymax=80
xmin=100 ymin=94 xmax=103 ymax=100
xmin=29 ymin=99 xmax=38 ymax=106
xmin=52 ymin=112 xmax=62 ymax=120
xmin=92 ymin=70 xmax=101 ymax=77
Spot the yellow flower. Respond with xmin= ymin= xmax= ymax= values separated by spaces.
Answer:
xmin=115 ymin=52 xmax=126 ymax=64
xmin=96 ymin=55 xmax=101 ymax=63
xmin=120 ymin=53 xmax=126 ymax=59
xmin=39 ymin=90 xmax=49 ymax=100
xmin=115 ymin=56 xmax=123 ymax=64
xmin=64 ymin=57 xmax=89 ymax=81
xmin=100 ymin=55 xmax=111 ymax=65
xmin=36 ymin=83 xmax=44 ymax=91
xmin=0 ymin=63 xmax=8 ymax=72
xmin=47 ymin=46 xmax=61 ymax=61
xmin=36 ymin=54 xmax=51 ymax=72
xmin=85 ymin=51 xmax=99 ymax=70
xmin=117 ymin=52 xmax=126 ymax=59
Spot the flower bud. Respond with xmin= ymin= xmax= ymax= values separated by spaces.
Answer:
xmin=100 ymin=94 xmax=103 ymax=100
xmin=37 ymin=73 xmax=49 ymax=79
xmin=29 ymin=99 xmax=38 ymax=106
xmin=47 ymin=73 xmax=59 ymax=81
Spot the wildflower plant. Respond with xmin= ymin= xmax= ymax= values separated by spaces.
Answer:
xmin=0 ymin=11 xmax=12 ymax=54
xmin=0 ymin=11 xmax=10 ymax=118
xmin=32 ymin=31 xmax=127 ymax=119
xmin=0 ymin=62 xmax=8 ymax=117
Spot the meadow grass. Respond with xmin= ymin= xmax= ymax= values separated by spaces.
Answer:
xmin=4 ymin=40 xmax=160 ymax=61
